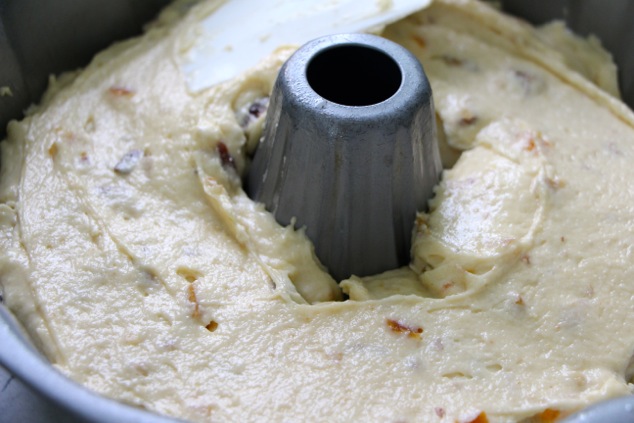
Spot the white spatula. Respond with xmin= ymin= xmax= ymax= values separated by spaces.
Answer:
xmin=178 ymin=0 xmax=432 ymax=92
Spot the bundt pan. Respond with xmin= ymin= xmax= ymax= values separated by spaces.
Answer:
xmin=1 ymin=1 xmax=634 ymax=422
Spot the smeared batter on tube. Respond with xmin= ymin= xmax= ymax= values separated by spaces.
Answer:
xmin=2 ymin=1 xmax=634 ymax=422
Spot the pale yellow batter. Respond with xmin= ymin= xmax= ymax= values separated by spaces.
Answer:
xmin=2 ymin=1 xmax=634 ymax=422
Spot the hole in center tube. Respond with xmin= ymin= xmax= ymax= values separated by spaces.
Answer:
xmin=306 ymin=44 xmax=402 ymax=106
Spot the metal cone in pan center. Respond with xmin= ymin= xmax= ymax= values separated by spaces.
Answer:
xmin=247 ymin=33 xmax=442 ymax=281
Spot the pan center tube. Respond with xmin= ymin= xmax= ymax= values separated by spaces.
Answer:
xmin=306 ymin=44 xmax=402 ymax=106
xmin=247 ymin=33 xmax=442 ymax=281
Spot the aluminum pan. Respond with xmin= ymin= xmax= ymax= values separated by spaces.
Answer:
xmin=1 ymin=1 xmax=633 ymax=422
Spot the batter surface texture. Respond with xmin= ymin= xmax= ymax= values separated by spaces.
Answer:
xmin=1 ymin=1 xmax=634 ymax=422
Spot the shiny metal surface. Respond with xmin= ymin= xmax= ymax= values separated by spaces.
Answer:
xmin=564 ymin=395 xmax=634 ymax=423
xmin=248 ymin=33 xmax=441 ymax=280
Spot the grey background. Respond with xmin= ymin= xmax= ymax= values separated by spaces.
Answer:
xmin=0 ymin=366 xmax=78 ymax=422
